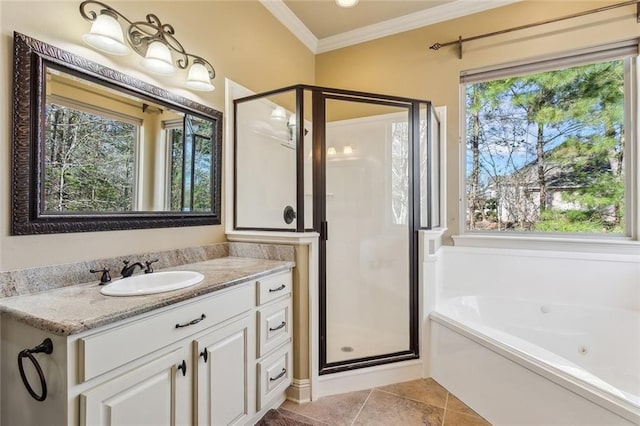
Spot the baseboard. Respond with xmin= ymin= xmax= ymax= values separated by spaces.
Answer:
xmin=286 ymin=379 xmax=312 ymax=403
xmin=316 ymin=359 xmax=423 ymax=399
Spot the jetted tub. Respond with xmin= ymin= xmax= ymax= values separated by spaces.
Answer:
xmin=429 ymin=295 xmax=640 ymax=425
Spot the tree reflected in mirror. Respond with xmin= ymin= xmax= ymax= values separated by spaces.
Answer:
xmin=44 ymin=102 xmax=136 ymax=212
xmin=168 ymin=115 xmax=213 ymax=212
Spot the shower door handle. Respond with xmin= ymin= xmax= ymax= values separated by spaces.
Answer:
xmin=321 ymin=221 xmax=328 ymax=241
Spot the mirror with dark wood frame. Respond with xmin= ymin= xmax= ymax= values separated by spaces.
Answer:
xmin=11 ymin=32 xmax=222 ymax=235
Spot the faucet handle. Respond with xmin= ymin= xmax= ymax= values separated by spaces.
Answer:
xmin=90 ymin=267 xmax=111 ymax=284
xmin=144 ymin=259 xmax=159 ymax=274
xmin=120 ymin=260 xmax=131 ymax=276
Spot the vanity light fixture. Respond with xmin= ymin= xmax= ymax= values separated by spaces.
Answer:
xmin=343 ymin=145 xmax=353 ymax=154
xmin=335 ymin=0 xmax=359 ymax=8
xmin=79 ymin=0 xmax=216 ymax=91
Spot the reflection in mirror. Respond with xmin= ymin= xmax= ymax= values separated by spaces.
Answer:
xmin=167 ymin=115 xmax=213 ymax=212
xmin=43 ymin=67 xmax=215 ymax=214
xmin=45 ymin=73 xmax=137 ymax=212
xmin=11 ymin=32 xmax=222 ymax=234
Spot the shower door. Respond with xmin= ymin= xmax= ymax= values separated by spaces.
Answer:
xmin=316 ymin=93 xmax=420 ymax=374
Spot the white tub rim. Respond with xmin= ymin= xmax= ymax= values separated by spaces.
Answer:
xmin=429 ymin=311 xmax=640 ymax=425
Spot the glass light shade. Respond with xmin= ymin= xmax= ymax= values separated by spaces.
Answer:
xmin=185 ymin=62 xmax=215 ymax=91
xmin=141 ymin=41 xmax=176 ymax=75
xmin=271 ymin=106 xmax=287 ymax=121
xmin=335 ymin=0 xmax=359 ymax=7
xmin=327 ymin=146 xmax=337 ymax=156
xmin=82 ymin=12 xmax=129 ymax=56
xmin=343 ymin=145 xmax=353 ymax=154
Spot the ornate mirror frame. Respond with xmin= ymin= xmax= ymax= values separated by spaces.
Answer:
xmin=11 ymin=32 xmax=223 ymax=235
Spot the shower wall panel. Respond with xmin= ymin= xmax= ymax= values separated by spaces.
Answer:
xmin=324 ymin=110 xmax=410 ymax=364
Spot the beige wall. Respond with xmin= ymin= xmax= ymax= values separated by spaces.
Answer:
xmin=0 ymin=1 xmax=315 ymax=270
xmin=315 ymin=0 xmax=639 ymax=242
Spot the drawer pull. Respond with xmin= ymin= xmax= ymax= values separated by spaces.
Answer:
xmin=200 ymin=349 xmax=208 ymax=363
xmin=177 ymin=360 xmax=187 ymax=376
xmin=175 ymin=314 xmax=206 ymax=329
xmin=269 ymin=321 xmax=286 ymax=332
xmin=268 ymin=284 xmax=286 ymax=293
xmin=269 ymin=368 xmax=286 ymax=382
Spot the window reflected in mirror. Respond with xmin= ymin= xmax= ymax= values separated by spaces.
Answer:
xmin=43 ymin=66 xmax=216 ymax=214
xmin=166 ymin=115 xmax=213 ymax=212
xmin=44 ymin=100 xmax=137 ymax=212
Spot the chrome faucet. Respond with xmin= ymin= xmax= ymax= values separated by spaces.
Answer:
xmin=120 ymin=260 xmax=145 ymax=278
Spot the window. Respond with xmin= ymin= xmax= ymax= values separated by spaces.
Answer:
xmin=166 ymin=122 xmax=185 ymax=210
xmin=462 ymin=41 xmax=637 ymax=236
xmin=44 ymin=100 xmax=138 ymax=212
xmin=165 ymin=115 xmax=213 ymax=212
xmin=391 ymin=121 xmax=409 ymax=225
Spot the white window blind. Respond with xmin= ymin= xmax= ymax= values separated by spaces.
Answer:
xmin=47 ymin=94 xmax=143 ymax=126
xmin=461 ymin=39 xmax=639 ymax=84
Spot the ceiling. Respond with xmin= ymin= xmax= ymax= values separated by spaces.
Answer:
xmin=283 ymin=0 xmax=454 ymax=39
xmin=261 ymin=0 xmax=523 ymax=53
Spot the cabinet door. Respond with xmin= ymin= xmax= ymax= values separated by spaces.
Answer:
xmin=80 ymin=346 xmax=191 ymax=426
xmin=194 ymin=315 xmax=253 ymax=426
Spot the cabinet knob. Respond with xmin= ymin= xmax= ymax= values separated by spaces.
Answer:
xmin=177 ymin=360 xmax=187 ymax=376
xmin=200 ymin=349 xmax=208 ymax=363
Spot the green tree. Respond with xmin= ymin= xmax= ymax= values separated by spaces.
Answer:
xmin=508 ymin=67 xmax=587 ymax=212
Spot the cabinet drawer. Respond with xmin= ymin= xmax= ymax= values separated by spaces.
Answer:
xmin=256 ymin=271 xmax=291 ymax=305
xmin=256 ymin=345 xmax=292 ymax=410
xmin=78 ymin=282 xmax=254 ymax=383
xmin=257 ymin=298 xmax=291 ymax=358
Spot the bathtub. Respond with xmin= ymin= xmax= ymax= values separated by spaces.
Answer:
xmin=429 ymin=295 xmax=640 ymax=425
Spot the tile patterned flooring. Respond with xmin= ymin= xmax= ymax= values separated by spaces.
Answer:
xmin=266 ymin=378 xmax=491 ymax=426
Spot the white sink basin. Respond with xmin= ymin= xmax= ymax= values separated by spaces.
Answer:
xmin=100 ymin=271 xmax=205 ymax=297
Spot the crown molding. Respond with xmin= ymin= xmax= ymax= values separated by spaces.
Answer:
xmin=261 ymin=0 xmax=523 ymax=54
xmin=259 ymin=0 xmax=318 ymax=52
xmin=317 ymin=0 xmax=523 ymax=53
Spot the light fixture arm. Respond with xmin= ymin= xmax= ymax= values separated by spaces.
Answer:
xmin=79 ymin=0 xmax=216 ymax=81
xmin=127 ymin=14 xmax=215 ymax=80
xmin=80 ymin=0 xmax=133 ymax=28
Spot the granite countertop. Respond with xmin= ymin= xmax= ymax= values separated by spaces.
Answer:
xmin=0 ymin=256 xmax=294 ymax=336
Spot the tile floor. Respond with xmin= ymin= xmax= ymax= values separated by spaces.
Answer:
xmin=263 ymin=378 xmax=491 ymax=426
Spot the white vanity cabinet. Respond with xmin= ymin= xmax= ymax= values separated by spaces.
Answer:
xmin=255 ymin=272 xmax=293 ymax=410
xmin=0 ymin=268 xmax=293 ymax=426
xmin=80 ymin=345 xmax=192 ymax=425
xmin=193 ymin=314 xmax=253 ymax=425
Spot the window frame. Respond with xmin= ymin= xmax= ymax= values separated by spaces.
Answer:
xmin=457 ymin=41 xmax=639 ymax=251
xmin=163 ymin=119 xmax=183 ymax=211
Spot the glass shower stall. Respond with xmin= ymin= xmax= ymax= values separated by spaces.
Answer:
xmin=234 ymin=85 xmax=440 ymax=374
